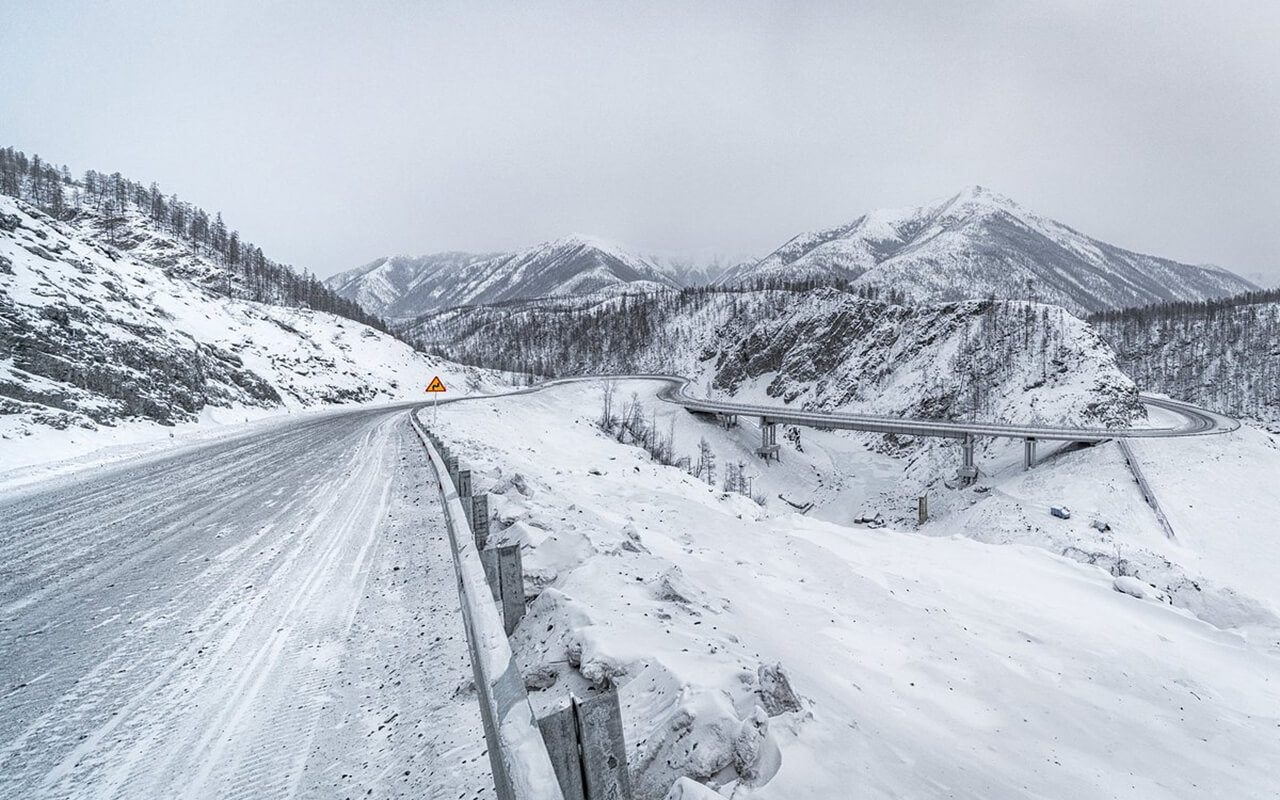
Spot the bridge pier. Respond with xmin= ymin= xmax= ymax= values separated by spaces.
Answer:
xmin=1023 ymin=438 xmax=1037 ymax=470
xmin=756 ymin=417 xmax=781 ymax=460
xmin=956 ymin=434 xmax=978 ymax=483
xmin=716 ymin=412 xmax=738 ymax=429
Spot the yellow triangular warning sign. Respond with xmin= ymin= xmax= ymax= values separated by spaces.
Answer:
xmin=426 ymin=376 xmax=447 ymax=393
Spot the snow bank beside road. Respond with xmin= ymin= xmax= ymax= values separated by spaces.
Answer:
xmin=427 ymin=379 xmax=1280 ymax=799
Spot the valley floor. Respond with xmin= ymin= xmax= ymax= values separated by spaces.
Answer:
xmin=0 ymin=406 xmax=492 ymax=800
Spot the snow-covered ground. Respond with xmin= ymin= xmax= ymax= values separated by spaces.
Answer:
xmin=0 ymin=405 xmax=494 ymax=800
xmin=426 ymin=379 xmax=1280 ymax=799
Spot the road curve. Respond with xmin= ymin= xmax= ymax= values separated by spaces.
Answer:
xmin=479 ymin=375 xmax=1239 ymax=442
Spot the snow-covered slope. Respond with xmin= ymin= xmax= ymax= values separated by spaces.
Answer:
xmin=413 ymin=288 xmax=1144 ymax=433
xmin=0 ymin=195 xmax=502 ymax=453
xmin=643 ymin=253 xmax=744 ymax=288
xmin=720 ymin=187 xmax=1257 ymax=314
xmin=328 ymin=234 xmax=678 ymax=319
xmin=423 ymin=380 xmax=1280 ymax=799
xmin=1092 ymin=296 xmax=1280 ymax=424
xmin=324 ymin=252 xmax=503 ymax=319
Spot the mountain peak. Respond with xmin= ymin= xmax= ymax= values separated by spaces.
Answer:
xmin=719 ymin=189 xmax=1256 ymax=313
xmin=939 ymin=185 xmax=1021 ymax=217
xmin=546 ymin=233 xmax=635 ymax=260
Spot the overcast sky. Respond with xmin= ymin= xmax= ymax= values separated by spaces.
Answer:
xmin=2 ymin=1 xmax=1277 ymax=281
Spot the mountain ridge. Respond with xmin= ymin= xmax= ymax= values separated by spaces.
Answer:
xmin=327 ymin=234 xmax=680 ymax=319
xmin=719 ymin=186 xmax=1256 ymax=314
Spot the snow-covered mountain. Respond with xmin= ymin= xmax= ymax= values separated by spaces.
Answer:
xmin=0 ymin=193 xmax=499 ymax=442
xmin=642 ymin=252 xmax=746 ymax=287
xmin=411 ymin=288 xmax=1144 ymax=433
xmin=328 ymin=234 xmax=678 ymax=319
xmin=325 ymin=252 xmax=503 ymax=319
xmin=720 ymin=186 xmax=1257 ymax=314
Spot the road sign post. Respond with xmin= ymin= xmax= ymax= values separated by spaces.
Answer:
xmin=426 ymin=375 xmax=446 ymax=425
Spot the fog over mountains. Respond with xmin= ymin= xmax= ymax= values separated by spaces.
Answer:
xmin=330 ymin=187 xmax=1256 ymax=320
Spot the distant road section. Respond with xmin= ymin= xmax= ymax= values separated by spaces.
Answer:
xmin=528 ymin=375 xmax=1235 ymax=442
xmin=0 ymin=408 xmax=491 ymax=800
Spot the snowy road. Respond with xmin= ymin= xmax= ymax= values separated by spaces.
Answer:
xmin=0 ymin=407 xmax=492 ymax=800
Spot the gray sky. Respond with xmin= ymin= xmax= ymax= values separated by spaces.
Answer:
xmin=3 ymin=0 xmax=1277 ymax=281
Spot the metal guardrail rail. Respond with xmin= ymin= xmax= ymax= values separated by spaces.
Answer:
xmin=408 ymin=412 xmax=565 ymax=800
xmin=1117 ymin=438 xmax=1178 ymax=541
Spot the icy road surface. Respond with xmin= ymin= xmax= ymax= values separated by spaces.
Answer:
xmin=0 ymin=408 xmax=493 ymax=799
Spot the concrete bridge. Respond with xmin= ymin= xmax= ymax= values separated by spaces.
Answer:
xmin=646 ymin=378 xmax=1238 ymax=482
xmin=434 ymin=374 xmax=1238 ymax=483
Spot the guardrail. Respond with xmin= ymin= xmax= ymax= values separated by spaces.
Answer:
xmin=407 ymin=412 xmax=566 ymax=800
xmin=1117 ymin=439 xmax=1178 ymax=541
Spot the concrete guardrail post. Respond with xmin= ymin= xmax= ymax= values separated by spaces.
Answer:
xmin=480 ymin=548 xmax=501 ymax=602
xmin=409 ymin=412 xmax=566 ymax=800
xmin=480 ymin=543 xmax=526 ymax=635
xmin=538 ymin=691 xmax=633 ymax=800
xmin=458 ymin=469 xmax=473 ymax=531
xmin=472 ymin=493 xmax=490 ymax=549
xmin=496 ymin=544 xmax=525 ymax=635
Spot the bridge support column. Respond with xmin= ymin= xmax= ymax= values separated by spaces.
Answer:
xmin=956 ymin=434 xmax=978 ymax=483
xmin=756 ymin=417 xmax=780 ymax=460
xmin=1023 ymin=438 xmax=1037 ymax=470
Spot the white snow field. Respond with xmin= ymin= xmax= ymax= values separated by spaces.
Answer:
xmin=0 ymin=405 xmax=495 ymax=800
xmin=425 ymin=379 xmax=1280 ymax=799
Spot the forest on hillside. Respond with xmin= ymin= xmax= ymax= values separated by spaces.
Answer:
xmin=409 ymin=286 xmax=1138 ymax=427
xmin=1090 ymin=291 xmax=1280 ymax=423
xmin=0 ymin=146 xmax=386 ymax=331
